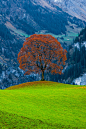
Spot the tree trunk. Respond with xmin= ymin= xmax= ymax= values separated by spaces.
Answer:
xmin=41 ymin=70 xmax=45 ymax=81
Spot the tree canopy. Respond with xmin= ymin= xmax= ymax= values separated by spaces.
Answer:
xmin=17 ymin=34 xmax=67 ymax=80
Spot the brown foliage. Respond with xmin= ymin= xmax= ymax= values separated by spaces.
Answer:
xmin=17 ymin=34 xmax=67 ymax=79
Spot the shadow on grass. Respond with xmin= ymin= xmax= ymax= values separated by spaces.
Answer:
xmin=0 ymin=110 xmax=75 ymax=129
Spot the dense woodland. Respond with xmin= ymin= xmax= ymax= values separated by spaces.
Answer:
xmin=49 ymin=45 xmax=86 ymax=83
xmin=0 ymin=24 xmax=14 ymax=40
xmin=74 ymin=27 xmax=86 ymax=43
xmin=50 ymin=28 xmax=86 ymax=84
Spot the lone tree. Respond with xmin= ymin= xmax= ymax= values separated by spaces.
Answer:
xmin=17 ymin=34 xmax=67 ymax=80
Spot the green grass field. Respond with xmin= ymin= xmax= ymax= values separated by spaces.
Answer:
xmin=0 ymin=81 xmax=86 ymax=129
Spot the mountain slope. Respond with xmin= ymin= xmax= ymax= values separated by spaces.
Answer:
xmin=60 ymin=27 xmax=86 ymax=84
xmin=0 ymin=0 xmax=86 ymax=36
xmin=53 ymin=0 xmax=86 ymax=22
xmin=0 ymin=0 xmax=86 ymax=88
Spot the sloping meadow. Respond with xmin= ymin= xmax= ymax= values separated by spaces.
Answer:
xmin=0 ymin=81 xmax=86 ymax=129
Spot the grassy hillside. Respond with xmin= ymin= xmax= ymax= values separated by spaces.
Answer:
xmin=0 ymin=81 xmax=86 ymax=129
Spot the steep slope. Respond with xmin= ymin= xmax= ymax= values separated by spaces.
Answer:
xmin=72 ymin=27 xmax=86 ymax=85
xmin=53 ymin=0 xmax=86 ymax=22
xmin=62 ymin=27 xmax=86 ymax=84
xmin=0 ymin=0 xmax=86 ymax=88
xmin=0 ymin=0 xmax=86 ymax=36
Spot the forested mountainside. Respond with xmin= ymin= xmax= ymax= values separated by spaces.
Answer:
xmin=52 ymin=27 xmax=86 ymax=84
xmin=74 ymin=27 xmax=86 ymax=43
xmin=52 ymin=0 xmax=86 ymax=22
xmin=0 ymin=24 xmax=30 ymax=89
xmin=0 ymin=0 xmax=86 ymax=88
xmin=0 ymin=0 xmax=86 ymax=35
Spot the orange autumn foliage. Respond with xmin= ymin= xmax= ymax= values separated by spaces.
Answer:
xmin=17 ymin=34 xmax=67 ymax=80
